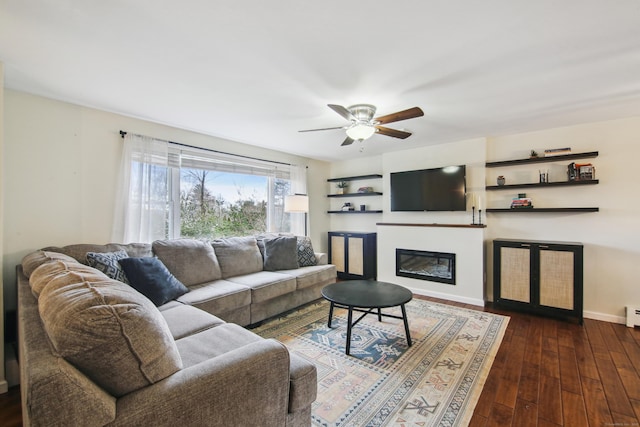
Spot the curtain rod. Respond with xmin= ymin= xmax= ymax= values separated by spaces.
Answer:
xmin=119 ymin=130 xmax=298 ymax=167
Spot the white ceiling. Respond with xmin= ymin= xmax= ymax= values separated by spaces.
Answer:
xmin=2 ymin=1 xmax=640 ymax=161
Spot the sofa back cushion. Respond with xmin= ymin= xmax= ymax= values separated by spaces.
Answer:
xmin=29 ymin=259 xmax=110 ymax=298
xmin=22 ymin=250 xmax=79 ymax=278
xmin=40 ymin=243 xmax=153 ymax=264
xmin=212 ymin=236 xmax=263 ymax=278
xmin=38 ymin=262 xmax=182 ymax=397
xmin=152 ymin=239 xmax=222 ymax=286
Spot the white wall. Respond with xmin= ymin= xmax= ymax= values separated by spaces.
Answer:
xmin=330 ymin=120 xmax=640 ymax=323
xmin=0 ymin=62 xmax=8 ymax=393
xmin=377 ymin=225 xmax=485 ymax=306
xmin=2 ymin=90 xmax=332 ymax=313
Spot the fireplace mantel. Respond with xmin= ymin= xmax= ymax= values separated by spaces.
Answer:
xmin=377 ymin=222 xmax=487 ymax=229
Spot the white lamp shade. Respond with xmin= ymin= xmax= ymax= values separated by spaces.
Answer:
xmin=345 ymin=123 xmax=376 ymax=140
xmin=284 ymin=194 xmax=309 ymax=212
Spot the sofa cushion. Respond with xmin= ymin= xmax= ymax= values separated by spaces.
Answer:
xmin=227 ymin=271 xmax=297 ymax=303
xmin=86 ymin=250 xmax=129 ymax=283
xmin=118 ymin=257 xmax=190 ymax=306
xmin=106 ymin=242 xmax=153 ymax=258
xmin=174 ymin=323 xmax=263 ymax=367
xmin=263 ymin=236 xmax=299 ymax=271
xmin=40 ymin=243 xmax=153 ymax=264
xmin=152 ymin=239 xmax=222 ymax=286
xmin=177 ymin=279 xmax=251 ymax=314
xmin=160 ymin=304 xmax=225 ymax=340
xmin=29 ymin=259 xmax=109 ymax=298
xmin=38 ymin=276 xmax=183 ymax=397
xmin=296 ymin=236 xmax=318 ymax=267
xmin=212 ymin=236 xmax=263 ymax=278
xmin=278 ymin=264 xmax=337 ymax=290
xmin=22 ymin=250 xmax=78 ymax=278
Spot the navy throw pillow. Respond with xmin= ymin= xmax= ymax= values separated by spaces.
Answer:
xmin=118 ymin=257 xmax=189 ymax=306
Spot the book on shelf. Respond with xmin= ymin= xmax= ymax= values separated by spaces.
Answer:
xmin=574 ymin=163 xmax=596 ymax=180
xmin=511 ymin=197 xmax=533 ymax=209
xmin=544 ymin=147 xmax=571 ymax=156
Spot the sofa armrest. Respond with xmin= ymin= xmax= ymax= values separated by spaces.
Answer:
xmin=315 ymin=252 xmax=328 ymax=265
xmin=112 ymin=339 xmax=293 ymax=427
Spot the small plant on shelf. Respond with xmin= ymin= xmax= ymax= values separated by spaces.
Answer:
xmin=336 ymin=181 xmax=348 ymax=194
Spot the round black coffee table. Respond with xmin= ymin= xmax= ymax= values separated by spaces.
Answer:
xmin=321 ymin=280 xmax=413 ymax=355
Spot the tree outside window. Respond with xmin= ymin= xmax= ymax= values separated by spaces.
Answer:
xmin=179 ymin=168 xmax=290 ymax=239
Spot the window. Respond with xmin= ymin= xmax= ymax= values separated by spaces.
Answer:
xmin=114 ymin=134 xmax=304 ymax=243
xmin=178 ymin=168 xmax=290 ymax=239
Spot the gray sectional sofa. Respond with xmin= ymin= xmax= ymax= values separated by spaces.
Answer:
xmin=17 ymin=235 xmax=336 ymax=426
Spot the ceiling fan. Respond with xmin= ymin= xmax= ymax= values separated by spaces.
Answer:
xmin=299 ymin=104 xmax=424 ymax=146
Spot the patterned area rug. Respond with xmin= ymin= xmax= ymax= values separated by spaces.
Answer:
xmin=252 ymin=298 xmax=509 ymax=427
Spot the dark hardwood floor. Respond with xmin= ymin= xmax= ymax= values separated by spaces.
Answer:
xmin=2 ymin=296 xmax=639 ymax=426
xmin=0 ymin=385 xmax=21 ymax=427
xmin=436 ymin=296 xmax=640 ymax=427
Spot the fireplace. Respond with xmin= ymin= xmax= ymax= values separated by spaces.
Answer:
xmin=396 ymin=249 xmax=456 ymax=285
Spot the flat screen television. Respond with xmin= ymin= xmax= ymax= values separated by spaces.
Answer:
xmin=390 ymin=165 xmax=466 ymax=211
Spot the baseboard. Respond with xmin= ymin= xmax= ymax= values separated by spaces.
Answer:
xmin=408 ymin=292 xmax=627 ymax=325
xmin=5 ymin=342 xmax=20 ymax=387
xmin=408 ymin=287 xmax=485 ymax=307
xmin=584 ymin=310 xmax=626 ymax=325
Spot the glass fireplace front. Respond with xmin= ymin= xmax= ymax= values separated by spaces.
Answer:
xmin=396 ymin=248 xmax=456 ymax=285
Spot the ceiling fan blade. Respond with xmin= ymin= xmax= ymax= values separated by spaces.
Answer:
xmin=375 ymin=107 xmax=424 ymax=125
xmin=298 ymin=126 xmax=345 ymax=133
xmin=328 ymin=104 xmax=356 ymax=121
xmin=375 ymin=126 xmax=412 ymax=139
xmin=341 ymin=136 xmax=355 ymax=146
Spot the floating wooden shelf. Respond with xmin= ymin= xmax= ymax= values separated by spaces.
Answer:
xmin=376 ymin=222 xmax=487 ymax=228
xmin=327 ymin=174 xmax=382 ymax=182
xmin=327 ymin=210 xmax=383 ymax=214
xmin=327 ymin=192 xmax=383 ymax=198
xmin=485 ymin=151 xmax=598 ymax=167
xmin=486 ymin=179 xmax=598 ymax=190
xmin=486 ymin=208 xmax=599 ymax=213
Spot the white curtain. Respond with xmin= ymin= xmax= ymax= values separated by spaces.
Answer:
xmin=289 ymin=164 xmax=308 ymax=236
xmin=112 ymin=134 xmax=170 ymax=243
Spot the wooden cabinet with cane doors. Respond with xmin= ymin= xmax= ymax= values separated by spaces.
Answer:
xmin=328 ymin=232 xmax=377 ymax=280
xmin=493 ymin=239 xmax=583 ymax=323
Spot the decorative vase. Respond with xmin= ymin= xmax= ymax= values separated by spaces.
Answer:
xmin=497 ymin=176 xmax=505 ymax=186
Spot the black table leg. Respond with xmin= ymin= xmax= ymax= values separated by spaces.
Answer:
xmin=377 ymin=308 xmax=382 ymax=322
xmin=346 ymin=306 xmax=353 ymax=355
xmin=328 ymin=301 xmax=334 ymax=328
xmin=401 ymin=304 xmax=412 ymax=347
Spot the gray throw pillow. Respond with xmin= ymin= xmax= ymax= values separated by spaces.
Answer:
xmin=263 ymin=236 xmax=299 ymax=271
xmin=86 ymin=250 xmax=130 ymax=283
xmin=297 ymin=236 xmax=317 ymax=267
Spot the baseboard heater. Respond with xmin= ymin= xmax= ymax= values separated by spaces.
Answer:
xmin=626 ymin=306 xmax=640 ymax=327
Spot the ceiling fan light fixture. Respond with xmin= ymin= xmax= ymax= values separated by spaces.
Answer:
xmin=346 ymin=123 xmax=376 ymax=140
